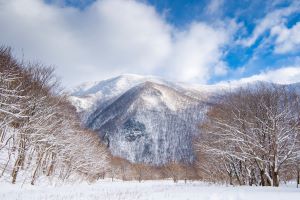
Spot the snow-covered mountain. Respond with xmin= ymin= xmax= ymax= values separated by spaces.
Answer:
xmin=69 ymin=74 xmax=300 ymax=165
xmin=69 ymin=74 xmax=214 ymax=123
xmin=71 ymin=74 xmax=284 ymax=165
xmin=69 ymin=74 xmax=213 ymax=165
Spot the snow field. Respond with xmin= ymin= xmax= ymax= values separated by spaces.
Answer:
xmin=1 ymin=180 xmax=300 ymax=200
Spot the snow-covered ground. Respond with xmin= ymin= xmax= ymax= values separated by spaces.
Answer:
xmin=1 ymin=180 xmax=300 ymax=200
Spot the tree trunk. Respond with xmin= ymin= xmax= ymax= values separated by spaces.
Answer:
xmin=297 ymin=168 xmax=299 ymax=188
xmin=46 ymin=153 xmax=56 ymax=177
xmin=272 ymin=171 xmax=279 ymax=187
xmin=11 ymin=134 xmax=25 ymax=184
xmin=31 ymin=152 xmax=44 ymax=185
xmin=229 ymin=172 xmax=233 ymax=185
xmin=232 ymin=163 xmax=242 ymax=186
xmin=11 ymin=156 xmax=24 ymax=184
xmin=260 ymin=170 xmax=266 ymax=186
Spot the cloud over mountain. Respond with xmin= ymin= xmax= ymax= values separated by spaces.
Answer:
xmin=0 ymin=0 xmax=231 ymax=86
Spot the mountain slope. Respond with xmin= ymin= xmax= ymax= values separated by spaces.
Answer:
xmin=69 ymin=74 xmax=184 ymax=123
xmin=70 ymin=75 xmax=207 ymax=165
xmin=70 ymin=76 xmax=300 ymax=165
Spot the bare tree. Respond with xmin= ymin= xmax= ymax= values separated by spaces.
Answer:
xmin=196 ymin=84 xmax=300 ymax=186
xmin=0 ymin=46 xmax=109 ymax=185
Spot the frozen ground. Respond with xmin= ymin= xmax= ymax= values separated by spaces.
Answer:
xmin=1 ymin=180 xmax=300 ymax=200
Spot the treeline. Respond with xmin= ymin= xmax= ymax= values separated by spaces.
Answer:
xmin=0 ymin=47 xmax=108 ymax=185
xmin=109 ymin=156 xmax=199 ymax=183
xmin=2 ymin=46 xmax=300 ymax=187
xmin=196 ymin=84 xmax=300 ymax=187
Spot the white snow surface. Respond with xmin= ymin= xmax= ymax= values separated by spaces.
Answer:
xmin=1 ymin=180 xmax=299 ymax=200
xmin=68 ymin=74 xmax=176 ymax=121
xmin=69 ymin=74 xmax=300 ymax=115
xmin=68 ymin=73 xmax=267 ymax=115
xmin=68 ymin=74 xmax=219 ymax=114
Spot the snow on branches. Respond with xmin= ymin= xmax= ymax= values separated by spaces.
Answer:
xmin=0 ymin=47 xmax=108 ymax=185
xmin=196 ymin=83 xmax=300 ymax=187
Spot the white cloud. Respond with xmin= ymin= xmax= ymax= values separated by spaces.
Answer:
xmin=226 ymin=66 xmax=300 ymax=85
xmin=239 ymin=2 xmax=300 ymax=47
xmin=271 ymin=22 xmax=300 ymax=54
xmin=0 ymin=0 xmax=231 ymax=87
xmin=206 ymin=0 xmax=224 ymax=15
xmin=161 ymin=22 xmax=229 ymax=83
xmin=214 ymin=61 xmax=228 ymax=76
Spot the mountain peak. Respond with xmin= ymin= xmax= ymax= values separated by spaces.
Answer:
xmin=70 ymin=74 xmax=160 ymax=96
xmin=69 ymin=74 xmax=300 ymax=165
xmin=78 ymin=78 xmax=205 ymax=165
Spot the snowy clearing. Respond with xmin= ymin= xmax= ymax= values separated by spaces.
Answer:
xmin=1 ymin=180 xmax=300 ymax=200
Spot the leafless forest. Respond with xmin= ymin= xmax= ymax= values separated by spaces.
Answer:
xmin=0 ymin=47 xmax=108 ymax=184
xmin=196 ymin=85 xmax=300 ymax=186
xmin=1 ymin=47 xmax=300 ymax=187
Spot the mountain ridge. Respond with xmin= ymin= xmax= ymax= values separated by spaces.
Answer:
xmin=69 ymin=74 xmax=300 ymax=165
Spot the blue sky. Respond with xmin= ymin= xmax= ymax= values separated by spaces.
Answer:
xmin=144 ymin=0 xmax=300 ymax=83
xmin=1 ymin=0 xmax=300 ymax=86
